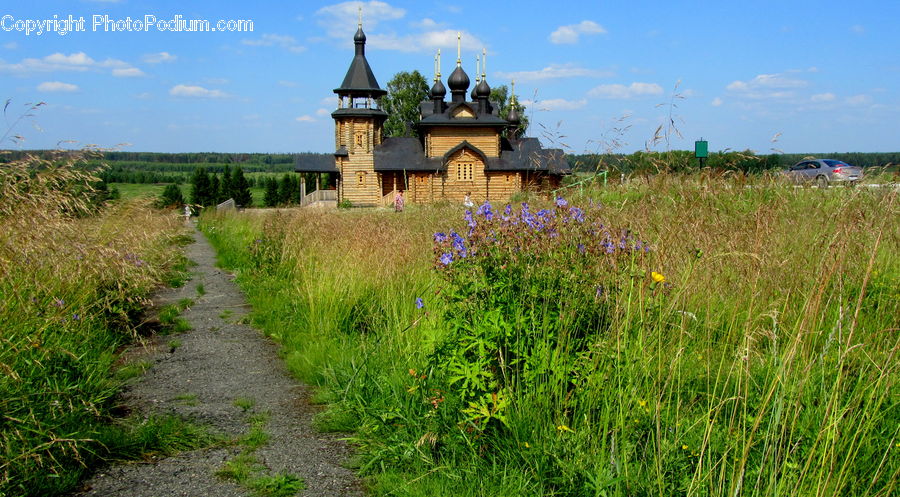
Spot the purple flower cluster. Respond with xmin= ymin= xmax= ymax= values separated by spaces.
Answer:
xmin=433 ymin=197 xmax=650 ymax=269
xmin=123 ymin=252 xmax=145 ymax=267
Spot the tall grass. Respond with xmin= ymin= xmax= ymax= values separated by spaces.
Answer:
xmin=201 ymin=176 xmax=899 ymax=496
xmin=0 ymin=152 xmax=202 ymax=496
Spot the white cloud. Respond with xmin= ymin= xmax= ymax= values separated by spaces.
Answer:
xmin=811 ymin=92 xmax=836 ymax=102
xmin=588 ymin=82 xmax=663 ymax=99
xmin=726 ymin=73 xmax=808 ymax=92
xmin=369 ymin=29 xmax=484 ymax=53
xmin=0 ymin=51 xmax=137 ymax=76
xmin=711 ymin=97 xmax=723 ymax=107
xmin=242 ymin=34 xmax=306 ymax=53
xmin=112 ymin=67 xmax=145 ymax=77
xmin=3 ymin=42 xmax=17 ymax=50
xmin=37 ymin=81 xmax=78 ymax=93
xmin=725 ymin=73 xmax=809 ymax=100
xmin=496 ymin=63 xmax=614 ymax=82
xmin=549 ymin=20 xmax=606 ymax=44
xmin=535 ymin=98 xmax=588 ymax=111
xmin=142 ymin=52 xmax=177 ymax=63
xmin=321 ymin=96 xmax=337 ymax=105
xmin=850 ymin=24 xmax=865 ymax=34
xmin=296 ymin=115 xmax=316 ymax=122
xmin=845 ymin=94 xmax=872 ymax=105
xmin=316 ymin=1 xmax=406 ymax=38
xmin=316 ymin=108 xmax=331 ymax=116
xmin=169 ymin=84 xmax=228 ymax=98
xmin=412 ymin=18 xmax=439 ymax=29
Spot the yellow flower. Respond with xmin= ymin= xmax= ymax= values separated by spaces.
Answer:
xmin=682 ymin=444 xmax=689 ymax=450
xmin=524 ymin=442 xmax=531 ymax=448
xmin=556 ymin=424 xmax=574 ymax=433
xmin=637 ymin=399 xmax=647 ymax=408
xmin=651 ymin=272 xmax=665 ymax=283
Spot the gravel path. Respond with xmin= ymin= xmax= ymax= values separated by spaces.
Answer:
xmin=75 ymin=224 xmax=362 ymax=497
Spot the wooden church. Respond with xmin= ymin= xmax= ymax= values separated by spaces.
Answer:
xmin=295 ymin=20 xmax=570 ymax=207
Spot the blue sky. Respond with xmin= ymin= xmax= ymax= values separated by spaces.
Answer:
xmin=2 ymin=0 xmax=898 ymax=154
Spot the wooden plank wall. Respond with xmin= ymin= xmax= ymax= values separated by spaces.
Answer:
xmin=427 ymin=127 xmax=500 ymax=158
xmin=336 ymin=117 xmax=381 ymax=206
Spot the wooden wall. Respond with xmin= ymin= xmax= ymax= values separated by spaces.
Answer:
xmin=335 ymin=117 xmax=382 ymax=206
xmin=426 ymin=127 xmax=500 ymax=158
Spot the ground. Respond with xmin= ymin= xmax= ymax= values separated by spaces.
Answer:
xmin=74 ymin=224 xmax=361 ymax=497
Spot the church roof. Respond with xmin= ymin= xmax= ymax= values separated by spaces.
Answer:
xmin=373 ymin=137 xmax=443 ymax=171
xmin=294 ymin=153 xmax=338 ymax=173
xmin=334 ymin=25 xmax=387 ymax=98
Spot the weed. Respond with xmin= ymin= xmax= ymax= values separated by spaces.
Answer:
xmin=233 ymin=397 xmax=256 ymax=412
xmin=220 ymin=309 xmax=235 ymax=321
xmin=196 ymin=283 xmax=206 ymax=296
xmin=167 ymin=339 xmax=182 ymax=351
xmin=174 ymin=393 xmax=199 ymax=406
xmin=115 ymin=360 xmax=153 ymax=382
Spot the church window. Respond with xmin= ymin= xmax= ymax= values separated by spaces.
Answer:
xmin=357 ymin=171 xmax=366 ymax=186
xmin=457 ymin=163 xmax=474 ymax=181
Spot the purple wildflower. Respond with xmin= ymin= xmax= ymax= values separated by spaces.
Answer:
xmin=72 ymin=313 xmax=80 ymax=321
xmin=53 ymin=298 xmax=65 ymax=308
xmin=415 ymin=298 xmax=424 ymax=309
xmin=555 ymin=196 xmax=568 ymax=208
xmin=476 ymin=201 xmax=494 ymax=221
xmin=434 ymin=232 xmax=448 ymax=243
xmin=504 ymin=204 xmax=512 ymax=216
xmin=464 ymin=210 xmax=476 ymax=229
xmin=569 ymin=207 xmax=585 ymax=223
xmin=439 ymin=252 xmax=453 ymax=266
xmin=577 ymin=243 xmax=586 ymax=254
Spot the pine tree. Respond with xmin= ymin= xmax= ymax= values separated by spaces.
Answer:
xmin=190 ymin=167 xmax=213 ymax=207
xmin=157 ymin=183 xmax=185 ymax=208
xmin=220 ymin=164 xmax=233 ymax=202
xmin=209 ymin=174 xmax=220 ymax=205
xmin=233 ymin=167 xmax=252 ymax=207
xmin=278 ymin=173 xmax=293 ymax=205
xmin=263 ymin=177 xmax=279 ymax=207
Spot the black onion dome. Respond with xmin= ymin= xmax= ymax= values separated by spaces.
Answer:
xmin=448 ymin=65 xmax=470 ymax=92
xmin=475 ymin=78 xmax=491 ymax=98
xmin=507 ymin=102 xmax=520 ymax=124
xmin=431 ymin=79 xmax=446 ymax=98
xmin=354 ymin=26 xmax=366 ymax=43
xmin=470 ymin=80 xmax=479 ymax=100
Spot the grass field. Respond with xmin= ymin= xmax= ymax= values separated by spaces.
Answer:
xmin=200 ymin=176 xmax=899 ymax=496
xmin=0 ymin=156 xmax=219 ymax=496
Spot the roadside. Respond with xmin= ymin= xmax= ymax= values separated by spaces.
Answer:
xmin=74 ymin=223 xmax=361 ymax=497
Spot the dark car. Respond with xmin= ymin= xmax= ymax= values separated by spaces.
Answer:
xmin=785 ymin=159 xmax=862 ymax=187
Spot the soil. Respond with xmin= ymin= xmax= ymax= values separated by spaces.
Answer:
xmin=74 ymin=224 xmax=363 ymax=497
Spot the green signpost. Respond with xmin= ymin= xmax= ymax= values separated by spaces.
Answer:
xmin=695 ymin=138 xmax=708 ymax=168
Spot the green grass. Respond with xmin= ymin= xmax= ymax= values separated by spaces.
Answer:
xmin=0 ymin=168 xmax=202 ymax=496
xmin=200 ymin=176 xmax=900 ymax=497
xmin=216 ymin=407 xmax=304 ymax=497
xmin=174 ymin=393 xmax=199 ymax=406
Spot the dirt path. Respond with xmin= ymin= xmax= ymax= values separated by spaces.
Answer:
xmin=75 ymin=225 xmax=362 ymax=497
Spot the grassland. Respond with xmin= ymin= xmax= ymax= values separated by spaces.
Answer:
xmin=0 ymin=157 xmax=216 ymax=496
xmin=200 ymin=176 xmax=899 ymax=496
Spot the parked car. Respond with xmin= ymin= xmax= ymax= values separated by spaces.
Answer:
xmin=784 ymin=159 xmax=862 ymax=187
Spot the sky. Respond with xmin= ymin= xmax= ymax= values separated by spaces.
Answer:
xmin=2 ymin=0 xmax=898 ymax=155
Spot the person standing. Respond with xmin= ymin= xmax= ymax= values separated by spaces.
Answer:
xmin=394 ymin=190 xmax=405 ymax=212
xmin=463 ymin=192 xmax=474 ymax=208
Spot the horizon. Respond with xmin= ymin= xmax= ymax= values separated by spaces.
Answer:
xmin=2 ymin=1 xmax=898 ymax=155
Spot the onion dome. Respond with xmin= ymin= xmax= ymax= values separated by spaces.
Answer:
xmin=431 ymin=78 xmax=446 ymax=99
xmin=448 ymin=65 xmax=470 ymax=92
xmin=353 ymin=25 xmax=366 ymax=43
xmin=475 ymin=78 xmax=491 ymax=99
xmin=507 ymin=102 xmax=520 ymax=124
xmin=470 ymin=77 xmax=479 ymax=100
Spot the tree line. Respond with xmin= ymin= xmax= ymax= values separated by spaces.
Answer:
xmin=567 ymin=150 xmax=900 ymax=176
xmin=157 ymin=165 xmax=253 ymax=210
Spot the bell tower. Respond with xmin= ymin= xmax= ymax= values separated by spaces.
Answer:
xmin=332 ymin=11 xmax=387 ymax=206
